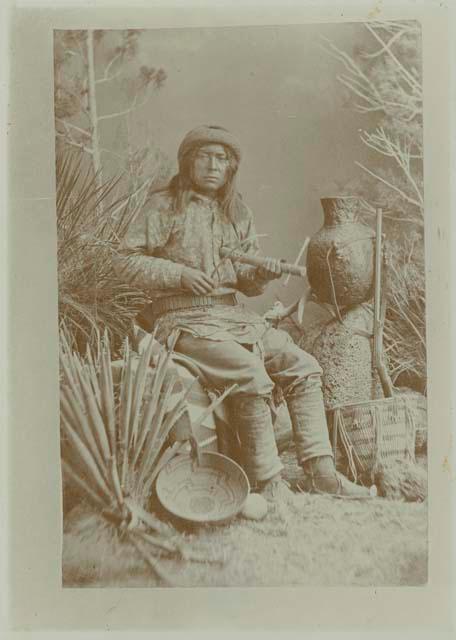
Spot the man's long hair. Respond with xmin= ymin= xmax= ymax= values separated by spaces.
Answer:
xmin=167 ymin=144 xmax=244 ymax=222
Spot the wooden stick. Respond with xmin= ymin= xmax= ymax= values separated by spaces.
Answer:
xmin=219 ymin=248 xmax=307 ymax=278
xmin=283 ymin=237 xmax=310 ymax=286
xmin=373 ymin=208 xmax=394 ymax=398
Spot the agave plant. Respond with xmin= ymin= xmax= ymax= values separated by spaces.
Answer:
xmin=59 ymin=327 xmax=235 ymax=584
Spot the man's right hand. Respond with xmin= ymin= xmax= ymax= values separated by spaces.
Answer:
xmin=181 ymin=267 xmax=215 ymax=295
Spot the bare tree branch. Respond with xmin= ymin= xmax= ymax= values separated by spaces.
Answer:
xmin=97 ymin=89 xmax=153 ymax=122
xmin=100 ymin=147 xmax=125 ymax=161
xmin=324 ymin=27 xmax=422 ymax=123
xmin=360 ymin=129 xmax=424 ymax=207
xmin=97 ymin=108 xmax=135 ymax=122
xmin=361 ymin=27 xmax=408 ymax=59
xmin=95 ymin=51 xmax=124 ymax=84
xmin=354 ymin=161 xmax=423 ymax=210
xmin=95 ymin=69 xmax=123 ymax=85
xmin=56 ymin=117 xmax=91 ymax=139
xmin=56 ymin=130 xmax=94 ymax=155
xmin=63 ymin=47 xmax=84 ymax=61
xmin=322 ymin=37 xmax=384 ymax=103
xmin=364 ymin=23 xmax=422 ymax=92
xmin=360 ymin=128 xmax=422 ymax=159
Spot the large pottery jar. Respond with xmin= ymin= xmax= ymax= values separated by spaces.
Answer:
xmin=306 ymin=197 xmax=375 ymax=307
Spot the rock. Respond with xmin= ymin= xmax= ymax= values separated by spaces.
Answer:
xmin=240 ymin=493 xmax=268 ymax=521
xmin=298 ymin=318 xmax=330 ymax=355
xmin=310 ymin=304 xmax=384 ymax=409
xmin=374 ymin=459 xmax=427 ymax=502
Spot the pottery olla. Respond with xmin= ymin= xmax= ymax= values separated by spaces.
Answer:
xmin=306 ymin=196 xmax=375 ymax=308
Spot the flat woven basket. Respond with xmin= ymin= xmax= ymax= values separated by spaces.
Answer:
xmin=327 ymin=393 xmax=427 ymax=484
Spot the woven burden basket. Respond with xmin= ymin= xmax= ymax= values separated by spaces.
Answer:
xmin=327 ymin=394 xmax=427 ymax=484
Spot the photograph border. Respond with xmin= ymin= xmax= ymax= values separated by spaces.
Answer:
xmin=3 ymin=0 xmax=455 ymax=634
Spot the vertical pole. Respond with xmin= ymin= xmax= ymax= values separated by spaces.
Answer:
xmin=86 ymin=30 xmax=103 ymax=202
xmin=373 ymin=208 xmax=394 ymax=398
xmin=373 ymin=209 xmax=383 ymax=372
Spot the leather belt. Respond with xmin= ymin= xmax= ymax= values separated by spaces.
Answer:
xmin=150 ymin=292 xmax=238 ymax=317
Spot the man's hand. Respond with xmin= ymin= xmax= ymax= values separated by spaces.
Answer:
xmin=181 ymin=267 xmax=215 ymax=295
xmin=256 ymin=257 xmax=283 ymax=282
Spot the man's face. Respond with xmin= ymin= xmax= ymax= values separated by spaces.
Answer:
xmin=191 ymin=144 xmax=230 ymax=194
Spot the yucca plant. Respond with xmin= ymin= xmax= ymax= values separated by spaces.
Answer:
xmin=59 ymin=327 xmax=236 ymax=585
xmin=57 ymin=149 xmax=150 ymax=356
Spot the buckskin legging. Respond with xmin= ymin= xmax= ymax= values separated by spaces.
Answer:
xmin=173 ymin=326 xmax=334 ymax=480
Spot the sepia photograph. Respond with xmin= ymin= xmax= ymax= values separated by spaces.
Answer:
xmin=53 ymin=21 xmax=429 ymax=589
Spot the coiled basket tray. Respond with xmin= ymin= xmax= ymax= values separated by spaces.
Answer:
xmin=156 ymin=451 xmax=250 ymax=525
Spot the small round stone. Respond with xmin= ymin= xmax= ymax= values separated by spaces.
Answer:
xmin=240 ymin=493 xmax=268 ymax=521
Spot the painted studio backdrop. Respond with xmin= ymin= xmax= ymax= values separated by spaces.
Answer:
xmin=54 ymin=23 xmax=428 ymax=588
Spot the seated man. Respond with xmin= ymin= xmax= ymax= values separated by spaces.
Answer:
xmin=113 ymin=124 xmax=371 ymax=502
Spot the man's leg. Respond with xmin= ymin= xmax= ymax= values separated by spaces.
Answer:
xmin=174 ymin=333 xmax=283 ymax=488
xmin=262 ymin=328 xmax=373 ymax=497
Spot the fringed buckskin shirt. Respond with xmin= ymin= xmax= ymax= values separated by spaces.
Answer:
xmin=114 ymin=189 xmax=269 ymax=345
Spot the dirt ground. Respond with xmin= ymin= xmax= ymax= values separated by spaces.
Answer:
xmin=62 ymin=449 xmax=428 ymax=588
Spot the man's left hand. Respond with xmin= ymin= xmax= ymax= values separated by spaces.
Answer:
xmin=256 ymin=257 xmax=283 ymax=281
